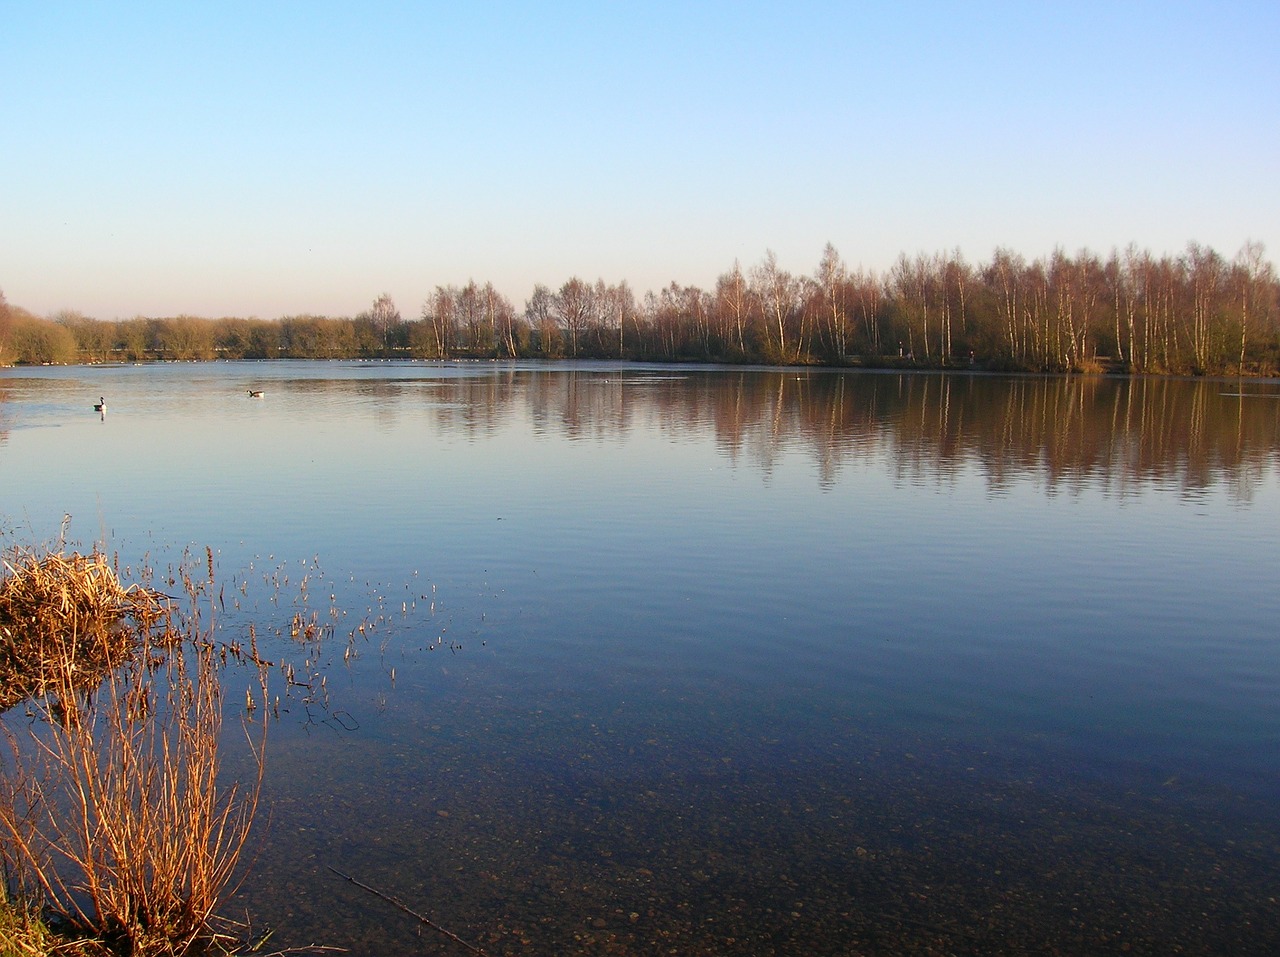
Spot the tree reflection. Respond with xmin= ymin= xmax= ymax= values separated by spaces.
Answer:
xmin=403 ymin=370 xmax=1279 ymax=500
xmin=213 ymin=367 xmax=1277 ymax=499
xmin=0 ymin=380 xmax=11 ymax=447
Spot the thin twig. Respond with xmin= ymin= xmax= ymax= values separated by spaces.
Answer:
xmin=325 ymin=865 xmax=490 ymax=957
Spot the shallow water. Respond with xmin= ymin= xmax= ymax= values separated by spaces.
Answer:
xmin=3 ymin=361 xmax=1279 ymax=955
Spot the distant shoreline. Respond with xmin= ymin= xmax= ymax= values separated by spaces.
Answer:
xmin=3 ymin=242 xmax=1276 ymax=375
xmin=4 ymin=355 xmax=1280 ymax=380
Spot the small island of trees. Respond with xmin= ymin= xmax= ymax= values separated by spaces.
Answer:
xmin=2 ymin=241 xmax=1277 ymax=375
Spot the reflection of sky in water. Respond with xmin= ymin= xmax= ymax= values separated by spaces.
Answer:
xmin=3 ymin=362 xmax=1280 ymax=953
xmin=5 ymin=362 xmax=1274 ymax=777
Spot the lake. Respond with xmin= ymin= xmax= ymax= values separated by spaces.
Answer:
xmin=2 ymin=361 xmax=1279 ymax=955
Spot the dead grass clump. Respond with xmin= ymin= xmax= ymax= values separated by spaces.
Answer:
xmin=0 ymin=886 xmax=58 ymax=957
xmin=0 ymin=548 xmax=268 ymax=956
xmin=0 ymin=550 xmax=169 ymax=712
xmin=1074 ymin=355 xmax=1107 ymax=375
xmin=0 ymin=884 xmax=114 ymax=957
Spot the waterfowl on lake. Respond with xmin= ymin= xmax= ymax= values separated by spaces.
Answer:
xmin=93 ymin=397 xmax=106 ymax=411
xmin=247 ymin=389 xmax=265 ymax=398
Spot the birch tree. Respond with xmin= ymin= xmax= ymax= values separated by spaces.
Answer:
xmin=553 ymin=278 xmax=594 ymax=358
xmin=1233 ymin=240 xmax=1274 ymax=371
xmin=814 ymin=242 xmax=851 ymax=360
xmin=370 ymin=293 xmax=401 ymax=351
xmin=524 ymin=284 xmax=559 ymax=356
xmin=751 ymin=250 xmax=800 ymax=361
xmin=714 ymin=262 xmax=753 ymax=357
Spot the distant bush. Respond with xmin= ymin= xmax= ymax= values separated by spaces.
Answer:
xmin=6 ymin=315 xmax=78 ymax=365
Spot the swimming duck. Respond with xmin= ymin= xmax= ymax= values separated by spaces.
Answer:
xmin=93 ymin=397 xmax=106 ymax=411
xmin=247 ymin=389 xmax=265 ymax=398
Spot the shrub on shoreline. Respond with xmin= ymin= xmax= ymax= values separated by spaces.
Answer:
xmin=0 ymin=547 xmax=267 ymax=956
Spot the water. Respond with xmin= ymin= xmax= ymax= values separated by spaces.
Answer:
xmin=3 ymin=361 xmax=1279 ymax=955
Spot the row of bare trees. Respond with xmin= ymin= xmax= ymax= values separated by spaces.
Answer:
xmin=3 ymin=241 xmax=1277 ymax=372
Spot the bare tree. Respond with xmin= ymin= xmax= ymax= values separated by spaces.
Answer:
xmin=814 ymin=243 xmax=851 ymax=360
xmin=651 ymin=285 xmax=684 ymax=359
xmin=594 ymin=281 xmax=635 ymax=358
xmin=1234 ymin=240 xmax=1274 ymax=371
xmin=423 ymin=286 xmax=459 ymax=357
xmin=986 ymin=248 xmax=1026 ymax=364
xmin=0 ymin=286 xmax=14 ymax=363
xmin=714 ymin=262 xmax=753 ymax=357
xmin=156 ymin=315 xmax=216 ymax=360
xmin=890 ymin=253 xmax=938 ymax=360
xmin=554 ymin=278 xmax=594 ymax=358
xmin=939 ymin=249 xmax=972 ymax=363
xmin=751 ymin=251 xmax=800 ymax=361
xmin=483 ymin=282 xmax=519 ymax=357
xmin=369 ymin=292 xmax=401 ymax=351
xmin=54 ymin=310 xmax=113 ymax=362
xmin=455 ymin=282 xmax=486 ymax=353
xmin=1185 ymin=243 xmax=1225 ymax=372
xmin=524 ymin=284 xmax=559 ymax=356
xmin=0 ymin=289 xmax=12 ymax=363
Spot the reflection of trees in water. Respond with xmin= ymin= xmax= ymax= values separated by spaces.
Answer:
xmin=287 ymin=369 xmax=1280 ymax=498
xmin=952 ymin=376 xmax=1280 ymax=500
xmin=784 ymin=374 xmax=1279 ymax=499
xmin=0 ymin=381 xmax=10 ymax=446
xmin=563 ymin=372 xmax=1277 ymax=498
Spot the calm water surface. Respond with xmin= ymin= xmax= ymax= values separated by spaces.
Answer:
xmin=2 ymin=361 xmax=1279 ymax=955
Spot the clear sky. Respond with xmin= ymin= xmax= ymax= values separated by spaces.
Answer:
xmin=2 ymin=1 xmax=1276 ymax=320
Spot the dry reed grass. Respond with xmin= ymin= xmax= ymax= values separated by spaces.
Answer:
xmin=0 ymin=550 xmax=166 ymax=713
xmin=0 ymin=547 xmax=269 ymax=956
xmin=0 ymin=884 xmax=65 ymax=957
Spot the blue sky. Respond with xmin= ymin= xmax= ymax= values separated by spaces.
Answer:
xmin=2 ymin=1 xmax=1276 ymax=320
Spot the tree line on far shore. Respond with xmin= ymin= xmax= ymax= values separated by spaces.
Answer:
xmin=2 ymin=241 xmax=1277 ymax=374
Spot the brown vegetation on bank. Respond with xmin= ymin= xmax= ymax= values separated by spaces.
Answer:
xmin=0 ymin=546 xmax=268 ymax=956
xmin=0 ymin=550 xmax=165 ymax=711
xmin=2 ymin=241 xmax=1277 ymax=374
